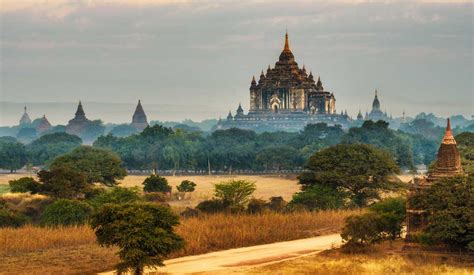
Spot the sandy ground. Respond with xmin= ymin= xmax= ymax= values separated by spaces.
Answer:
xmin=99 ymin=233 xmax=342 ymax=275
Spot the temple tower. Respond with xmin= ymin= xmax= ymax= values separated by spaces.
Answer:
xmin=66 ymin=101 xmax=91 ymax=135
xmin=19 ymin=105 xmax=32 ymax=126
xmin=36 ymin=115 xmax=52 ymax=134
xmin=131 ymin=100 xmax=149 ymax=131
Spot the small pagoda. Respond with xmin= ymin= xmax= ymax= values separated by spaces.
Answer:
xmin=406 ymin=118 xmax=464 ymax=239
xmin=36 ymin=115 xmax=52 ymax=134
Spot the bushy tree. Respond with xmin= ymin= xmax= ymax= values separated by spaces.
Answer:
xmin=299 ymin=144 xmax=401 ymax=207
xmin=195 ymin=199 xmax=228 ymax=213
xmin=290 ymin=185 xmax=346 ymax=210
xmin=90 ymin=202 xmax=184 ymax=275
xmin=0 ymin=139 xmax=28 ymax=172
xmin=143 ymin=174 xmax=171 ymax=193
xmin=40 ymin=199 xmax=92 ymax=226
xmin=27 ymin=132 xmax=82 ymax=166
xmin=0 ymin=208 xmax=30 ymax=228
xmin=87 ymin=187 xmax=141 ymax=210
xmin=368 ymin=197 xmax=406 ymax=240
xmin=50 ymin=146 xmax=127 ymax=186
xmin=9 ymin=177 xmax=41 ymax=193
xmin=37 ymin=167 xmax=89 ymax=199
xmin=214 ymin=180 xmax=256 ymax=210
xmin=176 ymin=180 xmax=196 ymax=193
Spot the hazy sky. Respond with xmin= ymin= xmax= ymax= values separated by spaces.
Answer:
xmin=1 ymin=0 xmax=473 ymax=125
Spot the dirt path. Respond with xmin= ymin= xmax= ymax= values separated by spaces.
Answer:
xmin=99 ymin=233 xmax=342 ymax=274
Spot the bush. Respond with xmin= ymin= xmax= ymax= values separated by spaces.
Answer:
xmin=369 ymin=197 xmax=406 ymax=239
xmin=195 ymin=199 xmax=228 ymax=213
xmin=247 ymin=198 xmax=269 ymax=214
xmin=0 ymin=208 xmax=29 ymax=228
xmin=9 ymin=177 xmax=41 ymax=193
xmin=143 ymin=192 xmax=169 ymax=203
xmin=341 ymin=212 xmax=383 ymax=249
xmin=40 ymin=199 xmax=93 ymax=226
xmin=177 ymin=180 xmax=196 ymax=193
xmin=214 ymin=180 xmax=256 ymax=209
xmin=180 ymin=207 xmax=200 ymax=217
xmin=87 ymin=187 xmax=141 ymax=210
xmin=37 ymin=167 xmax=89 ymax=199
xmin=143 ymin=174 xmax=171 ymax=193
xmin=267 ymin=196 xmax=287 ymax=212
xmin=290 ymin=185 xmax=346 ymax=211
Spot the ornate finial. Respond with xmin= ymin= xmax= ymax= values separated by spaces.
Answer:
xmin=252 ymin=75 xmax=256 ymax=82
xmin=284 ymin=30 xmax=290 ymax=51
xmin=442 ymin=118 xmax=456 ymax=144
xmin=375 ymin=89 xmax=378 ymax=97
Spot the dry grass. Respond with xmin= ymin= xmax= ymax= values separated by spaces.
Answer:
xmin=237 ymin=240 xmax=474 ymax=275
xmin=0 ymin=209 xmax=358 ymax=274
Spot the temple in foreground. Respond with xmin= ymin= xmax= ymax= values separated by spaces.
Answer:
xmin=217 ymin=32 xmax=351 ymax=132
xmin=406 ymin=118 xmax=464 ymax=240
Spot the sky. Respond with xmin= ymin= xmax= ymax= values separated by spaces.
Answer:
xmin=0 ymin=0 xmax=473 ymax=125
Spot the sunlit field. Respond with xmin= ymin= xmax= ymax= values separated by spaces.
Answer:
xmin=0 ymin=209 xmax=360 ymax=274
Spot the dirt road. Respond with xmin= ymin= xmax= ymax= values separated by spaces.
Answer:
xmin=100 ymin=233 xmax=342 ymax=274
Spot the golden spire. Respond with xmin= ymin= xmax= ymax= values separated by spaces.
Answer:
xmin=442 ymin=118 xmax=456 ymax=145
xmin=284 ymin=30 xmax=290 ymax=51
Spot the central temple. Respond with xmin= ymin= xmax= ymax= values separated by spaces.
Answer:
xmin=217 ymin=32 xmax=350 ymax=132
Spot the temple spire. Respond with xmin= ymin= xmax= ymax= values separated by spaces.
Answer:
xmin=284 ymin=30 xmax=290 ymax=51
xmin=442 ymin=118 xmax=456 ymax=145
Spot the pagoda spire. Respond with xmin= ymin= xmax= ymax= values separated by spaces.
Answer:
xmin=75 ymin=100 xmax=86 ymax=118
xmin=442 ymin=118 xmax=456 ymax=145
xmin=284 ymin=30 xmax=290 ymax=52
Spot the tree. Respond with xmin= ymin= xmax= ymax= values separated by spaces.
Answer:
xmin=411 ymin=175 xmax=473 ymax=250
xmin=16 ymin=127 xmax=37 ymax=144
xmin=40 ymin=199 xmax=93 ymax=226
xmin=27 ymin=132 xmax=82 ymax=166
xmin=0 ymin=139 xmax=28 ymax=172
xmin=9 ymin=177 xmax=41 ymax=193
xmin=290 ymin=185 xmax=346 ymax=210
xmin=300 ymin=144 xmax=401 ymax=207
xmin=214 ymin=180 xmax=256 ymax=210
xmin=455 ymin=132 xmax=474 ymax=175
xmin=37 ymin=167 xmax=89 ymax=198
xmin=176 ymin=180 xmax=196 ymax=193
xmin=368 ymin=197 xmax=406 ymax=240
xmin=256 ymin=145 xmax=302 ymax=171
xmin=90 ymin=203 xmax=184 ymax=275
xmin=110 ymin=124 xmax=138 ymax=137
xmin=50 ymin=146 xmax=127 ymax=186
xmin=87 ymin=187 xmax=141 ymax=210
xmin=142 ymin=174 xmax=171 ymax=193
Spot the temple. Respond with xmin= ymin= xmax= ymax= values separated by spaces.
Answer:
xmin=36 ymin=115 xmax=52 ymax=134
xmin=66 ymin=101 xmax=91 ymax=135
xmin=217 ymin=32 xmax=351 ymax=132
xmin=19 ymin=105 xmax=32 ymax=126
xmin=406 ymin=118 xmax=464 ymax=240
xmin=131 ymin=100 xmax=149 ymax=130
xmin=367 ymin=90 xmax=389 ymax=122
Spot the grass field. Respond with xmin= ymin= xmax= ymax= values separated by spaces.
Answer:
xmin=0 ymin=210 xmax=359 ymax=274
xmin=240 ymin=241 xmax=474 ymax=275
xmin=0 ymin=173 xmax=301 ymax=207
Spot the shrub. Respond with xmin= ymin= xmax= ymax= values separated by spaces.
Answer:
xmin=180 ymin=207 xmax=200 ymax=218
xmin=90 ymin=202 xmax=184 ymax=274
xmin=40 ymin=199 xmax=93 ymax=226
xmin=369 ymin=197 xmax=406 ymax=239
xmin=0 ymin=208 xmax=29 ymax=228
xmin=267 ymin=196 xmax=287 ymax=212
xmin=195 ymin=199 xmax=228 ymax=213
xmin=9 ymin=177 xmax=41 ymax=193
xmin=214 ymin=180 xmax=256 ymax=208
xmin=37 ymin=167 xmax=89 ymax=199
xmin=143 ymin=192 xmax=169 ymax=203
xmin=177 ymin=180 xmax=196 ymax=193
xmin=87 ymin=187 xmax=141 ymax=210
xmin=290 ymin=185 xmax=346 ymax=211
xmin=142 ymin=174 xmax=171 ymax=193
xmin=341 ymin=212 xmax=383 ymax=249
xmin=247 ymin=198 xmax=269 ymax=214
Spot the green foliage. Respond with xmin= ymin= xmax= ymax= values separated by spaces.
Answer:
xmin=27 ymin=132 xmax=82 ymax=166
xmin=50 ymin=146 xmax=127 ymax=186
xmin=256 ymin=145 xmax=303 ymax=170
xmin=176 ymin=180 xmax=196 ymax=193
xmin=455 ymin=132 xmax=474 ymax=175
xmin=195 ymin=199 xmax=228 ymax=213
xmin=16 ymin=127 xmax=38 ymax=144
xmin=267 ymin=196 xmax=287 ymax=212
xmin=369 ymin=197 xmax=406 ymax=239
xmin=341 ymin=212 xmax=384 ymax=250
xmin=110 ymin=124 xmax=138 ymax=137
xmin=300 ymin=144 xmax=401 ymax=207
xmin=40 ymin=199 xmax=93 ymax=226
xmin=290 ymin=185 xmax=346 ymax=210
xmin=87 ymin=187 xmax=141 ymax=210
xmin=0 ymin=139 xmax=28 ymax=172
xmin=90 ymin=202 xmax=184 ymax=274
xmin=0 ymin=208 xmax=30 ymax=228
xmin=9 ymin=177 xmax=41 ymax=193
xmin=37 ymin=167 xmax=89 ymax=198
xmin=214 ymin=180 xmax=256 ymax=209
xmin=143 ymin=174 xmax=171 ymax=193
xmin=412 ymin=175 xmax=473 ymax=250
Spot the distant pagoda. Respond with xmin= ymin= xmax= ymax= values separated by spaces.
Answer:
xmin=36 ymin=115 xmax=52 ymax=134
xmin=19 ymin=105 xmax=32 ymax=126
xmin=367 ymin=90 xmax=389 ymax=122
xmin=131 ymin=100 xmax=149 ymax=131
xmin=66 ymin=101 xmax=91 ymax=135
xmin=406 ymin=118 xmax=464 ymax=240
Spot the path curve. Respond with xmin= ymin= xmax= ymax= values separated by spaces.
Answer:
xmin=100 ymin=233 xmax=342 ymax=274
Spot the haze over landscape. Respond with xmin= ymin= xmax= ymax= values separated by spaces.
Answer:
xmin=1 ymin=0 xmax=473 ymax=126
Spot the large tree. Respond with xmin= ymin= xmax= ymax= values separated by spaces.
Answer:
xmin=0 ymin=139 xmax=28 ymax=172
xmin=91 ymin=203 xmax=184 ymax=275
xmin=50 ymin=146 xmax=127 ymax=186
xmin=27 ymin=132 xmax=82 ymax=166
xmin=299 ymin=144 xmax=401 ymax=207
